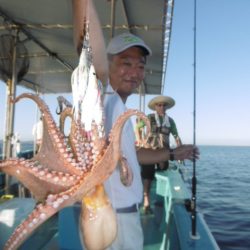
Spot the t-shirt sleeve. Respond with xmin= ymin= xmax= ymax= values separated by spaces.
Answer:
xmin=169 ymin=117 xmax=179 ymax=138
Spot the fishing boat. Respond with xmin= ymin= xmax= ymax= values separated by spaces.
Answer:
xmin=0 ymin=0 xmax=220 ymax=249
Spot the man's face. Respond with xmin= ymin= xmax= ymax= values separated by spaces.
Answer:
xmin=155 ymin=103 xmax=167 ymax=116
xmin=109 ymin=47 xmax=146 ymax=102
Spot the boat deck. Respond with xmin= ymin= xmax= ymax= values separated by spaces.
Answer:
xmin=0 ymin=166 xmax=219 ymax=250
xmin=0 ymin=180 xmax=165 ymax=250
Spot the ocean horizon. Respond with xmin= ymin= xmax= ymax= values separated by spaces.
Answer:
xmin=1 ymin=140 xmax=250 ymax=149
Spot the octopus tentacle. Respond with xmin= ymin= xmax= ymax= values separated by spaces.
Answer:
xmin=2 ymin=109 xmax=149 ymax=250
xmin=119 ymin=156 xmax=133 ymax=186
xmin=62 ymin=110 xmax=146 ymax=202
xmin=13 ymin=93 xmax=82 ymax=176
xmin=4 ymin=173 xmax=93 ymax=250
xmin=116 ymin=110 xmax=151 ymax=186
xmin=0 ymin=159 xmax=78 ymax=201
xmin=59 ymin=107 xmax=85 ymax=165
xmin=91 ymin=123 xmax=106 ymax=159
xmin=3 ymin=186 xmax=80 ymax=250
xmin=59 ymin=106 xmax=73 ymax=134
xmin=59 ymin=107 xmax=106 ymax=171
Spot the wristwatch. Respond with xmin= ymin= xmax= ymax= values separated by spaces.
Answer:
xmin=170 ymin=149 xmax=175 ymax=161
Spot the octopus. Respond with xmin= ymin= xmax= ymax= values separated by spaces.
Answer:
xmin=0 ymin=92 xmax=150 ymax=250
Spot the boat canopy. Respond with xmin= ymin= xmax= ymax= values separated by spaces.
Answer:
xmin=0 ymin=0 xmax=174 ymax=95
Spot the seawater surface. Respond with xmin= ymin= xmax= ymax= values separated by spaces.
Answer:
xmin=183 ymin=145 xmax=250 ymax=250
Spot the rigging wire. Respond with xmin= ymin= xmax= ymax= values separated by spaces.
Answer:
xmin=191 ymin=0 xmax=198 ymax=238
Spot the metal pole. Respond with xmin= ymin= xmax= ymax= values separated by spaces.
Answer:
xmin=2 ymin=33 xmax=18 ymax=194
xmin=110 ymin=0 xmax=116 ymax=38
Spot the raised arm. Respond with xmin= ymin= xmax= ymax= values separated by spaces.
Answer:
xmin=72 ymin=0 xmax=108 ymax=84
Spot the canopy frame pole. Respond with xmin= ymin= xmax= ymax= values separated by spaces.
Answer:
xmin=2 ymin=31 xmax=18 ymax=194
xmin=110 ymin=0 xmax=116 ymax=38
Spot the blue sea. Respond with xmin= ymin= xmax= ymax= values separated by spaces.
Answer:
xmin=182 ymin=145 xmax=250 ymax=250
xmin=1 ymin=143 xmax=250 ymax=249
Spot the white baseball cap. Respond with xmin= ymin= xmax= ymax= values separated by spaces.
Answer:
xmin=107 ymin=33 xmax=152 ymax=56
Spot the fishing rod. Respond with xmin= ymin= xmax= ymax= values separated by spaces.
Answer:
xmin=191 ymin=0 xmax=198 ymax=238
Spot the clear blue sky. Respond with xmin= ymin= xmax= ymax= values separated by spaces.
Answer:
xmin=0 ymin=0 xmax=250 ymax=146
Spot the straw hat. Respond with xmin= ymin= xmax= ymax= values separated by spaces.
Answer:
xmin=148 ymin=95 xmax=175 ymax=110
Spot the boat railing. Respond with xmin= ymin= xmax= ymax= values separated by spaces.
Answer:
xmin=155 ymin=163 xmax=220 ymax=250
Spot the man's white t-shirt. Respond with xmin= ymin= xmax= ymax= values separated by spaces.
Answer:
xmin=103 ymin=84 xmax=143 ymax=209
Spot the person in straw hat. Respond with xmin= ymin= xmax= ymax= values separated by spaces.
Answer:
xmin=136 ymin=95 xmax=182 ymax=214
